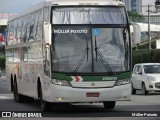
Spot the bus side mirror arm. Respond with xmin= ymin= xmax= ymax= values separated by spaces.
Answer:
xmin=43 ymin=22 xmax=51 ymax=46
xmin=130 ymin=22 xmax=141 ymax=47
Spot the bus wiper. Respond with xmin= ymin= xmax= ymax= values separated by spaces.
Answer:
xmin=94 ymin=36 xmax=113 ymax=75
xmin=74 ymin=38 xmax=89 ymax=73
xmin=123 ymin=27 xmax=127 ymax=41
xmin=123 ymin=27 xmax=128 ymax=57
xmin=86 ymin=37 xmax=89 ymax=61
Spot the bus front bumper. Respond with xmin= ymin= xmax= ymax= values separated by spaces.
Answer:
xmin=47 ymin=83 xmax=131 ymax=103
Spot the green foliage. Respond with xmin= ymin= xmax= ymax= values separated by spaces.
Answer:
xmin=132 ymin=49 xmax=160 ymax=68
xmin=128 ymin=11 xmax=145 ymax=22
xmin=0 ymin=46 xmax=5 ymax=69
xmin=132 ymin=41 xmax=157 ymax=50
xmin=0 ymin=56 xmax=5 ymax=69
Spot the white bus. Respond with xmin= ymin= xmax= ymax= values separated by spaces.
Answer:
xmin=6 ymin=0 xmax=132 ymax=111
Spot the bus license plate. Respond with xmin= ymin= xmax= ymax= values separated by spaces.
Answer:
xmin=86 ymin=93 xmax=100 ymax=97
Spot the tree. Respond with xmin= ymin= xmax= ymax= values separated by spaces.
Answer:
xmin=155 ymin=0 xmax=160 ymax=5
xmin=0 ymin=26 xmax=7 ymax=33
xmin=128 ymin=11 xmax=145 ymax=22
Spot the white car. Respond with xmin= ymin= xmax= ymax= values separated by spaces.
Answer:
xmin=131 ymin=63 xmax=160 ymax=95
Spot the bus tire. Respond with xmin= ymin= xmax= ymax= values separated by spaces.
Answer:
xmin=24 ymin=96 xmax=34 ymax=103
xmin=131 ymin=83 xmax=136 ymax=95
xmin=13 ymin=80 xmax=25 ymax=103
xmin=11 ymin=75 xmax=14 ymax=92
xmin=103 ymin=101 xmax=116 ymax=109
xmin=39 ymin=84 xmax=52 ymax=112
xmin=142 ymin=83 xmax=148 ymax=95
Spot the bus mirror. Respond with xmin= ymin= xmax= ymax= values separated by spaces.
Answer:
xmin=43 ymin=22 xmax=51 ymax=45
xmin=45 ymin=43 xmax=50 ymax=49
xmin=130 ymin=23 xmax=141 ymax=47
xmin=46 ymin=47 xmax=50 ymax=61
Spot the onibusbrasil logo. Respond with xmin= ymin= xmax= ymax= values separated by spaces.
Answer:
xmin=1 ymin=112 xmax=42 ymax=118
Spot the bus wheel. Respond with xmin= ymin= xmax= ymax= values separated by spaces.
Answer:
xmin=103 ymin=101 xmax=115 ymax=109
xmin=13 ymin=80 xmax=25 ymax=103
xmin=131 ymin=83 xmax=136 ymax=95
xmin=142 ymin=83 xmax=148 ymax=95
xmin=39 ymin=85 xmax=52 ymax=112
xmin=24 ymin=96 xmax=34 ymax=103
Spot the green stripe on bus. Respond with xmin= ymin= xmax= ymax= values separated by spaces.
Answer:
xmin=51 ymin=72 xmax=131 ymax=81
xmin=51 ymin=73 xmax=72 ymax=81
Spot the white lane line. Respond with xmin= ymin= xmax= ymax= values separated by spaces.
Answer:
xmin=0 ymin=96 xmax=12 ymax=99
xmin=0 ymin=82 xmax=7 ymax=85
xmin=0 ymin=94 xmax=13 ymax=99
xmin=0 ymin=76 xmax=6 ymax=79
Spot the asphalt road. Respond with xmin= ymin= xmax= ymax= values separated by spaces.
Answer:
xmin=0 ymin=75 xmax=160 ymax=120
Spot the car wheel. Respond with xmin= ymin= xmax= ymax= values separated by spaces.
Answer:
xmin=13 ymin=80 xmax=25 ymax=103
xmin=39 ymin=85 xmax=52 ymax=112
xmin=103 ymin=101 xmax=116 ymax=109
xmin=142 ymin=83 xmax=148 ymax=95
xmin=131 ymin=83 xmax=136 ymax=95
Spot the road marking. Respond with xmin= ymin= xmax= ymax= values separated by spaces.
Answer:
xmin=0 ymin=96 xmax=11 ymax=99
xmin=0 ymin=94 xmax=13 ymax=100
xmin=1 ymin=76 xmax=6 ymax=78
xmin=0 ymin=81 xmax=7 ymax=85
xmin=0 ymin=77 xmax=7 ymax=85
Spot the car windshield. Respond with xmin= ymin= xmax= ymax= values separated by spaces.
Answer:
xmin=143 ymin=65 xmax=160 ymax=73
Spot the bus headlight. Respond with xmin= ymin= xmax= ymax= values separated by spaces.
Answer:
xmin=50 ymin=79 xmax=71 ymax=86
xmin=115 ymin=79 xmax=130 ymax=86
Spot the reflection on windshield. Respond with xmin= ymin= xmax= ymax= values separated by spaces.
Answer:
xmin=93 ymin=28 xmax=130 ymax=73
xmin=94 ymin=35 xmax=113 ymax=75
xmin=52 ymin=27 xmax=130 ymax=73
xmin=53 ymin=27 xmax=92 ymax=73
xmin=74 ymin=37 xmax=90 ymax=73
xmin=144 ymin=65 xmax=160 ymax=73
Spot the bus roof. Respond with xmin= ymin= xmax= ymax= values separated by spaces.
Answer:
xmin=51 ymin=0 xmax=124 ymax=6
xmin=8 ymin=0 xmax=125 ymax=21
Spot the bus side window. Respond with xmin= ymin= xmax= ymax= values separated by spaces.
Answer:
xmin=28 ymin=13 xmax=36 ymax=42
xmin=21 ymin=16 xmax=27 ymax=43
xmin=7 ymin=22 xmax=12 ymax=45
xmin=6 ymin=49 xmax=14 ymax=62
xmin=14 ymin=48 xmax=20 ymax=62
xmin=36 ymin=10 xmax=43 ymax=41
xmin=38 ymin=10 xmax=43 ymax=26
xmin=26 ymin=15 xmax=30 ymax=42
xmin=23 ymin=47 xmax=28 ymax=62
xmin=17 ymin=18 xmax=22 ymax=44
xmin=44 ymin=7 xmax=49 ymax=22
xmin=13 ymin=20 xmax=17 ymax=45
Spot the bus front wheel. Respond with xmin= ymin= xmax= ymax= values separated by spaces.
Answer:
xmin=39 ymin=85 xmax=52 ymax=112
xmin=103 ymin=101 xmax=116 ymax=109
xmin=142 ymin=83 xmax=148 ymax=95
xmin=131 ymin=83 xmax=136 ymax=95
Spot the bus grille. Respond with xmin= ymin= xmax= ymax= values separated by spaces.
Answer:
xmin=70 ymin=81 xmax=116 ymax=88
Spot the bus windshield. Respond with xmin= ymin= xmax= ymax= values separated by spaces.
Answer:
xmin=51 ymin=7 xmax=130 ymax=74
xmin=52 ymin=7 xmax=127 ymax=24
